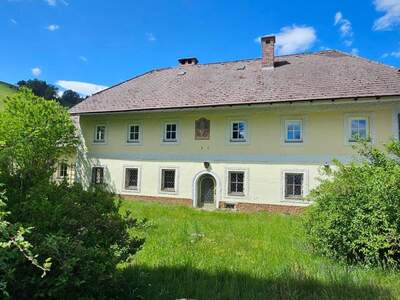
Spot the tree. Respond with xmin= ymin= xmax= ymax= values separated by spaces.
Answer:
xmin=17 ymin=79 xmax=58 ymax=100
xmin=0 ymin=89 xmax=144 ymax=298
xmin=305 ymin=141 xmax=400 ymax=267
xmin=59 ymin=89 xmax=84 ymax=108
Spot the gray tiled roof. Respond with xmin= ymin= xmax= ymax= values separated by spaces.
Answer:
xmin=70 ymin=50 xmax=400 ymax=114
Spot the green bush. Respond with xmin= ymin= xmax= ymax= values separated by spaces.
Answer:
xmin=5 ymin=182 xmax=144 ymax=299
xmin=305 ymin=141 xmax=400 ymax=267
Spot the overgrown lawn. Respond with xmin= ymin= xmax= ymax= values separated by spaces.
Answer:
xmin=120 ymin=200 xmax=400 ymax=299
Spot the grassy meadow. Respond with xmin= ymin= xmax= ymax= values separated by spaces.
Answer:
xmin=0 ymin=81 xmax=17 ymax=108
xmin=119 ymin=200 xmax=400 ymax=300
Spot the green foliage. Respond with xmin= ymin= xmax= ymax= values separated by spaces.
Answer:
xmin=17 ymin=79 xmax=58 ymax=100
xmin=6 ymin=183 xmax=143 ymax=299
xmin=0 ymin=89 xmax=144 ymax=299
xmin=117 ymin=200 xmax=400 ymax=300
xmin=0 ymin=186 xmax=51 ymax=298
xmin=0 ymin=88 xmax=79 ymax=188
xmin=59 ymin=90 xmax=84 ymax=108
xmin=305 ymin=141 xmax=400 ymax=267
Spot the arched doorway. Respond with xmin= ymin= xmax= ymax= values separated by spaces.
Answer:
xmin=197 ymin=174 xmax=216 ymax=208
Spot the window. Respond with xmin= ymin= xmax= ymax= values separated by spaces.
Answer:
xmin=285 ymin=120 xmax=303 ymax=143
xmin=164 ymin=123 xmax=177 ymax=142
xmin=230 ymin=121 xmax=247 ymax=142
xmin=94 ymin=125 xmax=106 ymax=143
xmin=285 ymin=173 xmax=303 ymax=199
xmin=398 ymin=113 xmax=400 ymax=140
xmin=58 ymin=163 xmax=68 ymax=179
xmin=228 ymin=171 xmax=245 ymax=195
xmin=349 ymin=118 xmax=369 ymax=141
xmin=92 ymin=167 xmax=104 ymax=184
xmin=161 ymin=169 xmax=176 ymax=192
xmin=124 ymin=168 xmax=138 ymax=190
xmin=128 ymin=124 xmax=141 ymax=143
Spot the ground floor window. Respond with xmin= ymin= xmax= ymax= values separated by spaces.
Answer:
xmin=58 ymin=162 xmax=68 ymax=179
xmin=285 ymin=173 xmax=303 ymax=199
xmin=161 ymin=169 xmax=176 ymax=192
xmin=124 ymin=168 xmax=139 ymax=190
xmin=228 ymin=171 xmax=245 ymax=195
xmin=92 ymin=167 xmax=104 ymax=184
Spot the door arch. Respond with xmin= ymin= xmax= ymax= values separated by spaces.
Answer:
xmin=192 ymin=170 xmax=220 ymax=208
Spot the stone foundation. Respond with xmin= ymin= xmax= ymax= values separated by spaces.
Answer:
xmin=120 ymin=194 xmax=307 ymax=214
xmin=120 ymin=194 xmax=192 ymax=206
xmin=219 ymin=201 xmax=306 ymax=214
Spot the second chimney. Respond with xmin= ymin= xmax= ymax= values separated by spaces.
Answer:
xmin=261 ymin=35 xmax=276 ymax=69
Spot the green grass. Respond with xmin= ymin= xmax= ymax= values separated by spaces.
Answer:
xmin=119 ymin=200 xmax=400 ymax=300
xmin=0 ymin=81 xmax=17 ymax=108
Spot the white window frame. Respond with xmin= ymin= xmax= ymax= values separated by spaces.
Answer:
xmin=347 ymin=117 xmax=370 ymax=143
xmin=225 ymin=168 xmax=248 ymax=198
xmin=93 ymin=124 xmax=107 ymax=144
xmin=58 ymin=162 xmax=68 ymax=179
xmin=127 ymin=123 xmax=142 ymax=144
xmin=392 ymin=110 xmax=400 ymax=140
xmin=281 ymin=169 xmax=310 ymax=203
xmin=91 ymin=166 xmax=105 ymax=184
xmin=284 ymin=120 xmax=303 ymax=143
xmin=159 ymin=167 xmax=179 ymax=194
xmin=229 ymin=120 xmax=248 ymax=143
xmin=162 ymin=122 xmax=179 ymax=144
xmin=122 ymin=166 xmax=141 ymax=193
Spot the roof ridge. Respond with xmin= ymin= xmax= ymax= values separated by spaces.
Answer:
xmin=333 ymin=49 xmax=399 ymax=71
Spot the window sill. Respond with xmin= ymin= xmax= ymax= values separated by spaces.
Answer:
xmin=162 ymin=139 xmax=178 ymax=143
xmin=93 ymin=140 xmax=106 ymax=144
xmin=228 ymin=192 xmax=245 ymax=197
xmin=284 ymin=140 xmax=303 ymax=144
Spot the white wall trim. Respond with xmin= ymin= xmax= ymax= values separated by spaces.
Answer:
xmin=224 ymin=167 xmax=249 ymax=200
xmin=343 ymin=112 xmax=376 ymax=146
xmin=158 ymin=166 xmax=179 ymax=195
xmin=192 ymin=170 xmax=222 ymax=208
xmin=280 ymin=115 xmax=308 ymax=146
xmin=87 ymin=152 xmax=354 ymax=164
xmin=121 ymin=165 xmax=142 ymax=194
xmin=126 ymin=122 xmax=143 ymax=145
xmin=280 ymin=169 xmax=311 ymax=204
xmin=226 ymin=118 xmax=250 ymax=145
xmin=160 ymin=120 xmax=180 ymax=145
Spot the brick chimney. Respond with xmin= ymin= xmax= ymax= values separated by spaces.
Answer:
xmin=261 ymin=35 xmax=276 ymax=69
xmin=178 ymin=57 xmax=199 ymax=66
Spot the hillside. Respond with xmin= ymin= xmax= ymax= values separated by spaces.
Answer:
xmin=0 ymin=81 xmax=17 ymax=108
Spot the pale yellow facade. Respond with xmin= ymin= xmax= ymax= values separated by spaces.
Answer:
xmin=75 ymin=98 xmax=400 ymax=208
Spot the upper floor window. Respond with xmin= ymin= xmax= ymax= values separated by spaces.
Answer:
xmin=58 ymin=162 xmax=68 ymax=179
xmin=94 ymin=125 xmax=106 ymax=143
xmin=128 ymin=124 xmax=141 ymax=143
xmin=124 ymin=168 xmax=139 ymax=190
xmin=285 ymin=173 xmax=303 ymax=199
xmin=349 ymin=117 xmax=369 ymax=142
xmin=163 ymin=123 xmax=178 ymax=142
xmin=285 ymin=120 xmax=303 ymax=143
xmin=92 ymin=167 xmax=104 ymax=184
xmin=230 ymin=121 xmax=247 ymax=142
xmin=228 ymin=171 xmax=245 ymax=196
xmin=161 ymin=169 xmax=176 ymax=192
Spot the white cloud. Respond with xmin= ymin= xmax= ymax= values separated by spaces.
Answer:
xmin=79 ymin=56 xmax=88 ymax=62
xmin=45 ymin=0 xmax=68 ymax=6
xmin=254 ymin=25 xmax=317 ymax=55
xmin=31 ymin=67 xmax=42 ymax=77
xmin=344 ymin=39 xmax=353 ymax=47
xmin=334 ymin=11 xmax=353 ymax=37
xmin=46 ymin=24 xmax=60 ymax=31
xmin=10 ymin=18 xmax=17 ymax=24
xmin=351 ymin=48 xmax=360 ymax=56
xmin=146 ymin=32 xmax=156 ymax=42
xmin=373 ymin=0 xmax=400 ymax=30
xmin=382 ymin=50 xmax=400 ymax=58
xmin=56 ymin=80 xmax=108 ymax=96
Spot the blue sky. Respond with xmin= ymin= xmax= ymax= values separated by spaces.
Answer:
xmin=1 ymin=0 xmax=400 ymax=95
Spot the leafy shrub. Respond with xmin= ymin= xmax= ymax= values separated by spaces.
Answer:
xmin=6 ymin=182 xmax=144 ymax=299
xmin=305 ymin=141 xmax=400 ymax=267
xmin=0 ymin=90 xmax=144 ymax=298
